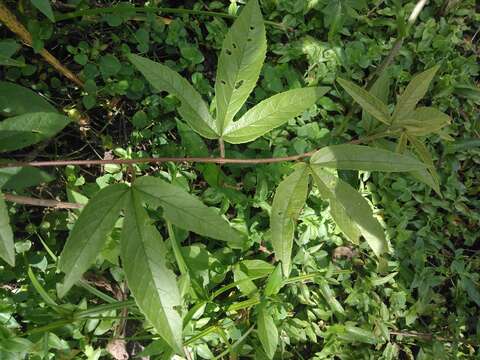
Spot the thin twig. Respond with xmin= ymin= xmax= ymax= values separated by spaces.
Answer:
xmin=3 ymin=194 xmax=83 ymax=209
xmin=0 ymin=133 xmax=387 ymax=170
xmin=1 ymin=152 xmax=317 ymax=169
xmin=366 ymin=0 xmax=429 ymax=88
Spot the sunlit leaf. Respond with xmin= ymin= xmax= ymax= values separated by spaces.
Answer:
xmin=128 ymin=54 xmax=218 ymax=139
xmin=310 ymin=144 xmax=427 ymax=172
xmin=133 ymin=176 xmax=245 ymax=248
xmin=215 ymin=0 xmax=266 ymax=132
xmin=337 ymin=78 xmax=391 ymax=125
xmin=310 ymin=166 xmax=387 ymax=257
xmin=58 ymin=184 xmax=129 ymax=297
xmin=121 ymin=189 xmax=183 ymax=353
xmin=271 ymin=163 xmax=310 ymax=276
xmin=393 ymin=65 xmax=440 ymax=119
xmin=257 ymin=303 xmax=278 ymax=359
xmin=264 ymin=264 xmax=283 ymax=297
xmin=397 ymin=107 xmax=451 ymax=135
xmin=317 ymin=279 xmax=345 ymax=316
xmin=362 ymin=71 xmax=390 ymax=132
xmin=223 ymin=87 xmax=328 ymax=144
xmin=233 ymin=264 xmax=258 ymax=297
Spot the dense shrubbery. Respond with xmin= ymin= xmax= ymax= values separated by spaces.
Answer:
xmin=0 ymin=0 xmax=479 ymax=359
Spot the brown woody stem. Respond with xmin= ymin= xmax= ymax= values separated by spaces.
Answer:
xmin=0 ymin=2 xmax=83 ymax=87
xmin=0 ymin=133 xmax=389 ymax=170
xmin=3 ymin=194 xmax=83 ymax=209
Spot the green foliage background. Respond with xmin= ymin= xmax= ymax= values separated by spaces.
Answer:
xmin=0 ymin=0 xmax=479 ymax=359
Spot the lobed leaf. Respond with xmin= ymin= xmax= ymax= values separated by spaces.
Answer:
xmin=223 ymin=87 xmax=328 ymax=144
xmin=310 ymin=144 xmax=427 ymax=172
xmin=271 ymin=163 xmax=310 ymax=276
xmin=133 ymin=176 xmax=245 ymax=248
xmin=392 ymin=65 xmax=440 ymax=120
xmin=0 ymin=112 xmax=71 ymax=153
xmin=0 ymin=193 xmax=15 ymax=266
xmin=121 ymin=189 xmax=183 ymax=354
xmin=58 ymin=184 xmax=129 ymax=297
xmin=215 ymin=0 xmax=266 ymax=132
xmin=128 ymin=54 xmax=218 ymax=139
xmin=310 ymin=166 xmax=387 ymax=257
xmin=337 ymin=78 xmax=391 ymax=125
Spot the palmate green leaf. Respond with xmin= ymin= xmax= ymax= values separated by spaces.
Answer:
xmin=392 ymin=65 xmax=440 ymax=120
xmin=121 ymin=189 xmax=183 ymax=354
xmin=223 ymin=87 xmax=328 ymax=144
xmin=133 ymin=176 xmax=244 ymax=248
xmin=31 ymin=0 xmax=55 ymax=22
xmin=0 ymin=81 xmax=56 ymax=116
xmin=0 ymin=167 xmax=53 ymax=191
xmin=257 ymin=303 xmax=278 ymax=360
xmin=215 ymin=0 xmax=266 ymax=133
xmin=58 ymin=184 xmax=129 ymax=297
xmin=396 ymin=107 xmax=451 ymax=135
xmin=271 ymin=163 xmax=310 ymax=276
xmin=0 ymin=193 xmax=15 ymax=266
xmin=337 ymin=78 xmax=391 ymax=125
xmin=0 ymin=112 xmax=71 ymax=153
xmin=128 ymin=54 xmax=218 ymax=139
xmin=407 ymin=134 xmax=441 ymax=193
xmin=310 ymin=166 xmax=387 ymax=257
xmin=329 ymin=201 xmax=361 ymax=244
xmin=310 ymin=144 xmax=427 ymax=172
xmin=373 ymin=139 xmax=440 ymax=195
xmin=362 ymin=71 xmax=390 ymax=132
